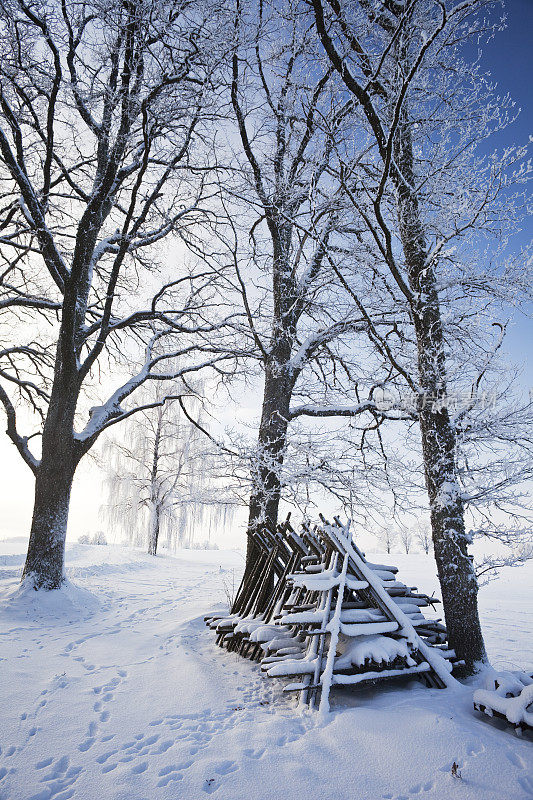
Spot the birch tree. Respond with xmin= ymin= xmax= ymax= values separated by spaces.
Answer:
xmin=0 ymin=0 xmax=235 ymax=588
xmin=102 ymin=395 xmax=202 ymax=556
xmin=101 ymin=387 xmax=234 ymax=555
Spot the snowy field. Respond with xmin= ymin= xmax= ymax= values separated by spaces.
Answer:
xmin=0 ymin=540 xmax=532 ymax=800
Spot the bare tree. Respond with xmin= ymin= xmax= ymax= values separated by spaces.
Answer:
xmin=101 ymin=389 xmax=201 ymax=555
xmin=101 ymin=386 xmax=235 ymax=555
xmin=310 ymin=0 xmax=532 ymax=671
xmin=414 ymin=523 xmax=432 ymax=556
xmin=221 ymin=0 xmax=409 ymax=575
xmin=0 ymin=0 xmax=235 ymax=588
xmin=376 ymin=526 xmax=396 ymax=554
xmin=398 ymin=526 xmax=412 ymax=555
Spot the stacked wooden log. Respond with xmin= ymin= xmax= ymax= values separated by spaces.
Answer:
xmin=474 ymin=670 xmax=533 ymax=735
xmin=205 ymin=516 xmax=461 ymax=710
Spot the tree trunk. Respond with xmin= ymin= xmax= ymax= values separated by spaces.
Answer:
xmin=22 ymin=379 xmax=78 ymax=589
xmin=22 ymin=325 xmax=81 ymax=589
xmin=148 ymin=504 xmax=161 ymax=556
xmin=395 ymin=119 xmax=487 ymax=673
xmin=148 ymin=409 xmax=162 ymax=556
xmin=22 ymin=459 xmax=76 ymax=589
xmin=419 ymin=406 xmax=487 ymax=673
xmin=244 ymin=347 xmax=293 ymax=574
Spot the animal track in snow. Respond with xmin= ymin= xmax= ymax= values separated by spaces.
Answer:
xmin=408 ymin=782 xmax=434 ymax=795
xmin=385 ymin=775 xmax=435 ymax=799
xmin=79 ymin=668 xmax=128 ymax=751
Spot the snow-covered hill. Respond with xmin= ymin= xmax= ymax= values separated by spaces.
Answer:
xmin=0 ymin=541 xmax=531 ymax=800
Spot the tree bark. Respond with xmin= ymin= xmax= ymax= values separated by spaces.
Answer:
xmin=148 ymin=505 xmax=160 ymax=556
xmin=148 ymin=409 xmax=162 ymax=556
xmin=418 ymin=405 xmax=487 ymax=673
xmin=244 ymin=341 xmax=294 ymax=574
xmin=396 ymin=120 xmax=487 ymax=672
xmin=23 ymin=460 xmax=76 ymax=590
xmin=22 ymin=363 xmax=79 ymax=589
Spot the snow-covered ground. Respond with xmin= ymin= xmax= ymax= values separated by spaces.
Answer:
xmin=0 ymin=540 xmax=531 ymax=800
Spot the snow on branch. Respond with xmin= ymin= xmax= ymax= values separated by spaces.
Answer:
xmin=0 ymin=384 xmax=39 ymax=473
xmin=75 ymin=334 xmax=236 ymax=448
xmin=289 ymin=400 xmax=410 ymax=421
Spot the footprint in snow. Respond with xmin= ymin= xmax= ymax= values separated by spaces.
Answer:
xmin=158 ymin=770 xmax=184 ymax=787
xmin=131 ymin=761 xmax=148 ymax=774
xmin=78 ymin=737 xmax=95 ymax=752
xmin=95 ymin=750 xmax=118 ymax=764
xmin=157 ymin=763 xmax=193 ymax=787
xmin=156 ymin=740 xmax=173 ymax=754
xmin=243 ymin=748 xmax=265 ymax=759
xmin=35 ymin=758 xmax=54 ymax=770
xmin=517 ymin=775 xmax=533 ymax=796
xmin=506 ymin=750 xmax=527 ymax=769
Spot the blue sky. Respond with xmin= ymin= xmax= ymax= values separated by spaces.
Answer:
xmin=483 ymin=0 xmax=532 ymax=144
xmin=475 ymin=0 xmax=533 ymax=389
